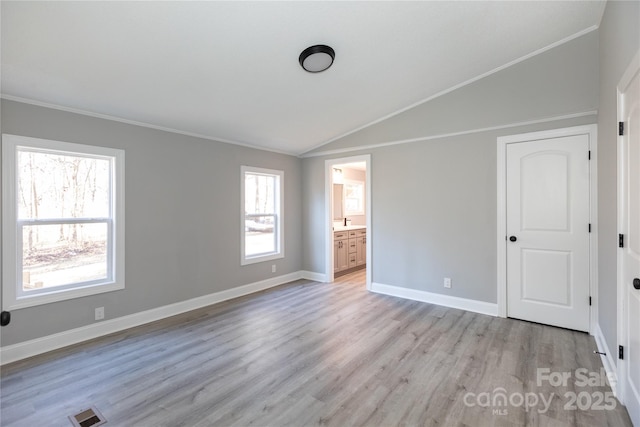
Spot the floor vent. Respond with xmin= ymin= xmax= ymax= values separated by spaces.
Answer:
xmin=68 ymin=406 xmax=107 ymax=427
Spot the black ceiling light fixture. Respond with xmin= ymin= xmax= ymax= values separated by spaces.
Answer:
xmin=299 ymin=45 xmax=335 ymax=73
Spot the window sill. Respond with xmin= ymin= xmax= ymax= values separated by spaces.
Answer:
xmin=3 ymin=281 xmax=125 ymax=310
xmin=241 ymin=252 xmax=284 ymax=266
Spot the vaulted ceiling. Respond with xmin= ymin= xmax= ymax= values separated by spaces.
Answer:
xmin=1 ymin=1 xmax=606 ymax=155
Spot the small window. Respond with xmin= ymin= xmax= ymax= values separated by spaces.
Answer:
xmin=343 ymin=180 xmax=365 ymax=216
xmin=241 ymin=166 xmax=283 ymax=265
xmin=2 ymin=135 xmax=125 ymax=309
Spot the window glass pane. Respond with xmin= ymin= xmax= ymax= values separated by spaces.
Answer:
xmin=344 ymin=182 xmax=364 ymax=214
xmin=241 ymin=167 xmax=282 ymax=264
xmin=17 ymin=150 xmax=110 ymax=220
xmin=244 ymin=173 xmax=275 ymax=214
xmin=22 ymin=223 xmax=108 ymax=290
xmin=245 ymin=215 xmax=275 ymax=256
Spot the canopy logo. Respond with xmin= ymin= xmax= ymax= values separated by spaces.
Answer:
xmin=463 ymin=368 xmax=617 ymax=415
xmin=463 ymin=388 xmax=553 ymax=415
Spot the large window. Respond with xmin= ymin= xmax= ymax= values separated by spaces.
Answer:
xmin=2 ymin=135 xmax=125 ymax=309
xmin=241 ymin=166 xmax=283 ymax=265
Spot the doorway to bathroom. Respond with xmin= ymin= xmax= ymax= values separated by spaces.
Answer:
xmin=325 ymin=155 xmax=371 ymax=289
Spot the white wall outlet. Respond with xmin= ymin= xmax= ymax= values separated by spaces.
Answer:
xmin=444 ymin=278 xmax=452 ymax=289
xmin=272 ymin=264 xmax=276 ymax=273
xmin=95 ymin=307 xmax=105 ymax=321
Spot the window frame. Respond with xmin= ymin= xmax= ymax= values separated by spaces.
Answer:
xmin=343 ymin=179 xmax=365 ymax=216
xmin=240 ymin=166 xmax=284 ymax=265
xmin=2 ymin=134 xmax=125 ymax=310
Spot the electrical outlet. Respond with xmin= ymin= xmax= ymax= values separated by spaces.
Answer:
xmin=272 ymin=264 xmax=276 ymax=273
xmin=95 ymin=307 xmax=105 ymax=321
xmin=444 ymin=278 xmax=452 ymax=289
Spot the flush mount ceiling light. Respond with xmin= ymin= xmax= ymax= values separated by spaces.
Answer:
xmin=299 ymin=45 xmax=335 ymax=73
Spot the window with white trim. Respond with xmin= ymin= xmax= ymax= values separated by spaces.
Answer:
xmin=343 ymin=180 xmax=365 ymax=216
xmin=241 ymin=166 xmax=283 ymax=265
xmin=2 ymin=135 xmax=125 ymax=310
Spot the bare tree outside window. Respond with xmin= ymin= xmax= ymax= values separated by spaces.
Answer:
xmin=17 ymin=150 xmax=111 ymax=291
xmin=244 ymin=173 xmax=277 ymax=257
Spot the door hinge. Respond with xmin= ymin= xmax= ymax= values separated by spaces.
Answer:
xmin=588 ymin=223 xmax=591 ymax=233
xmin=619 ymin=122 xmax=624 ymax=136
xmin=619 ymin=345 xmax=624 ymax=360
xmin=619 ymin=234 xmax=624 ymax=248
xmin=589 ymin=296 xmax=592 ymax=306
xmin=588 ymin=150 xmax=591 ymax=160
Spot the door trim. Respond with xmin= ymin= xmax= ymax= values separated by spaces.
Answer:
xmin=324 ymin=155 xmax=372 ymax=289
xmin=496 ymin=124 xmax=598 ymax=333
xmin=616 ymin=49 xmax=640 ymax=409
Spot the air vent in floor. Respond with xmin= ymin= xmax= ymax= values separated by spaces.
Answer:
xmin=68 ymin=406 xmax=106 ymax=427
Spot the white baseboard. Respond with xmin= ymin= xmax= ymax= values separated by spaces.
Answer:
xmin=593 ymin=323 xmax=618 ymax=396
xmin=300 ymin=270 xmax=329 ymax=283
xmin=371 ymin=282 xmax=499 ymax=317
xmin=0 ymin=271 xmax=305 ymax=365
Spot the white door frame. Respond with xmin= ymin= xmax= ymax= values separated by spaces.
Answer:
xmin=496 ymin=124 xmax=598 ymax=332
xmin=616 ymin=49 xmax=640 ymax=410
xmin=325 ymin=154 xmax=372 ymax=289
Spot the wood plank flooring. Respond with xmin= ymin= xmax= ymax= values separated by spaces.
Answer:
xmin=0 ymin=270 xmax=633 ymax=426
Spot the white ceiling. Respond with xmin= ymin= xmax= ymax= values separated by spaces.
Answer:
xmin=1 ymin=1 xmax=605 ymax=156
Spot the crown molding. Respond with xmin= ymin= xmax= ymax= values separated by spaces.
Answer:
xmin=300 ymin=110 xmax=598 ymax=158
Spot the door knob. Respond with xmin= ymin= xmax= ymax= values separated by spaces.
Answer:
xmin=509 ymin=236 xmax=517 ymax=242
xmin=0 ymin=311 xmax=10 ymax=327
xmin=634 ymin=278 xmax=640 ymax=290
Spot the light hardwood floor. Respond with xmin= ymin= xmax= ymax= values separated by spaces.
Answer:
xmin=0 ymin=271 xmax=632 ymax=426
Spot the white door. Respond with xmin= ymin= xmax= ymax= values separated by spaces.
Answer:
xmin=619 ymin=52 xmax=640 ymax=427
xmin=506 ymin=135 xmax=590 ymax=332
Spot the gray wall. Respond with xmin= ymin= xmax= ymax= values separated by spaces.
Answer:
xmin=303 ymin=31 xmax=599 ymax=304
xmin=1 ymin=100 xmax=303 ymax=346
xmin=597 ymin=0 xmax=640 ymax=357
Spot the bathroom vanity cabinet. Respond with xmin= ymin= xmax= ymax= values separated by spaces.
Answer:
xmin=334 ymin=227 xmax=366 ymax=275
